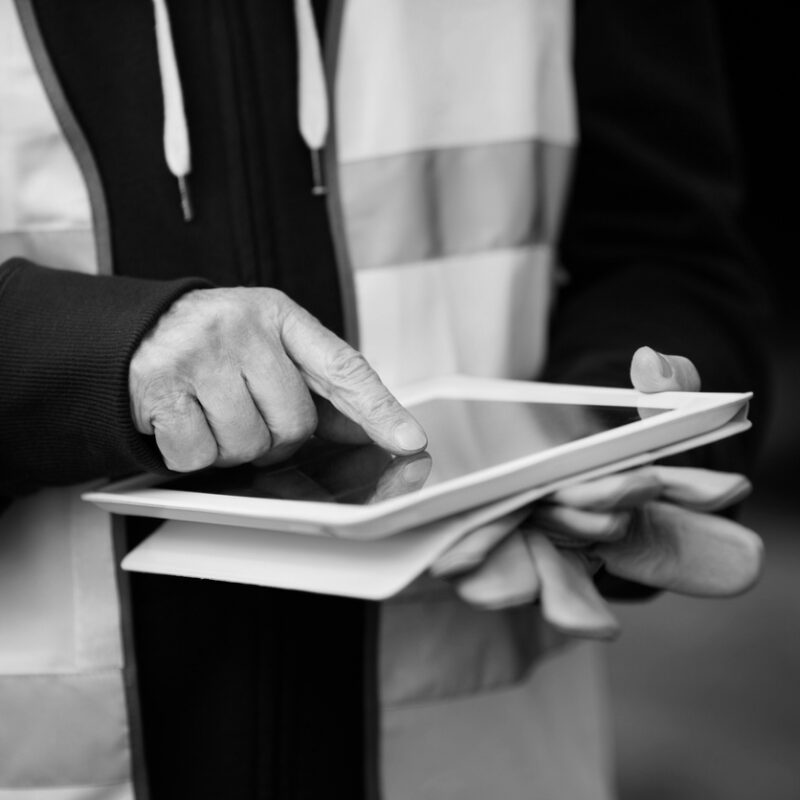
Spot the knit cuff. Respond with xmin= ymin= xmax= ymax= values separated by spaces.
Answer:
xmin=0 ymin=260 xmax=210 ymax=493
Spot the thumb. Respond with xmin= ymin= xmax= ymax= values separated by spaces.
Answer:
xmin=630 ymin=346 xmax=701 ymax=393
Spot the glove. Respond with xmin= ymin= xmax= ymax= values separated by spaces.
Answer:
xmin=433 ymin=465 xmax=762 ymax=639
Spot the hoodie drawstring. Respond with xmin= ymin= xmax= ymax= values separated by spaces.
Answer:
xmin=293 ymin=0 xmax=330 ymax=195
xmin=151 ymin=0 xmax=330 ymax=219
xmin=152 ymin=0 xmax=193 ymax=221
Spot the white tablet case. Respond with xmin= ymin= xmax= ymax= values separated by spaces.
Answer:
xmin=121 ymin=419 xmax=750 ymax=599
xmin=87 ymin=376 xmax=752 ymax=540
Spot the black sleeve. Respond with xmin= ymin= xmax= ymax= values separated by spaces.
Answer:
xmin=545 ymin=0 xmax=771 ymax=475
xmin=544 ymin=1 xmax=771 ymax=600
xmin=0 ymin=259 xmax=209 ymax=497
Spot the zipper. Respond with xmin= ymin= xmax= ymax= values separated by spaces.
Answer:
xmin=209 ymin=0 xmax=273 ymax=288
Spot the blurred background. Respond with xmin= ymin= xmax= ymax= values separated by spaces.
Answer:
xmin=608 ymin=4 xmax=800 ymax=798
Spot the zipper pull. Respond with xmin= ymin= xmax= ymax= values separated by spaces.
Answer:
xmin=177 ymin=175 xmax=194 ymax=221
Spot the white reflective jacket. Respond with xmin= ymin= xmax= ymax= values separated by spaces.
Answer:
xmin=0 ymin=1 xmax=614 ymax=798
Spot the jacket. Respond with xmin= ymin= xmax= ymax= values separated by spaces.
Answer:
xmin=0 ymin=1 xmax=768 ymax=798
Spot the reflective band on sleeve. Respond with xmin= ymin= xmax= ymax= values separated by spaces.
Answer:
xmin=0 ymin=671 xmax=131 ymax=788
xmin=339 ymin=140 xmax=571 ymax=271
xmin=0 ymin=230 xmax=96 ymax=275
xmin=0 ymin=784 xmax=133 ymax=800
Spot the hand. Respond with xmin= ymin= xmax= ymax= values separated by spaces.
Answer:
xmin=432 ymin=347 xmax=763 ymax=639
xmin=129 ymin=287 xmax=427 ymax=471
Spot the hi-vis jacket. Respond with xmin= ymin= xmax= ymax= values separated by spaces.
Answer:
xmin=0 ymin=0 xmax=765 ymax=798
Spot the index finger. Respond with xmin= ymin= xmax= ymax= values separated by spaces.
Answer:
xmin=280 ymin=304 xmax=427 ymax=454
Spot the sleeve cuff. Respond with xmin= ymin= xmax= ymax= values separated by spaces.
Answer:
xmin=0 ymin=259 xmax=211 ymax=493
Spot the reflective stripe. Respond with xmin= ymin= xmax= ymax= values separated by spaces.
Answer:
xmin=340 ymin=140 xmax=571 ymax=271
xmin=354 ymin=245 xmax=556 ymax=389
xmin=0 ymin=672 xmax=131 ymax=788
xmin=0 ymin=229 xmax=96 ymax=274
xmin=0 ymin=486 xmax=123 ymax=675
xmin=0 ymin=786 xmax=133 ymax=800
xmin=0 ymin=488 xmax=130 ymax=791
xmin=381 ymin=642 xmax=614 ymax=800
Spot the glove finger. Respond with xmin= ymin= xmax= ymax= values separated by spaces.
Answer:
xmin=430 ymin=507 xmax=530 ymax=577
xmin=595 ymin=501 xmax=764 ymax=597
xmin=630 ymin=347 xmax=702 ymax=393
xmin=527 ymin=505 xmax=632 ymax=543
xmin=651 ymin=466 xmax=752 ymax=512
xmin=545 ymin=467 xmax=663 ymax=510
xmin=454 ymin=531 xmax=540 ymax=610
xmin=526 ymin=531 xmax=620 ymax=640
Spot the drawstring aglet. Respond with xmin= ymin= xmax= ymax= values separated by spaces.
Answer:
xmin=177 ymin=175 xmax=194 ymax=221
xmin=310 ymin=149 xmax=327 ymax=196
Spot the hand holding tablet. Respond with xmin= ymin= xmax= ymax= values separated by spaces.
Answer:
xmin=432 ymin=349 xmax=762 ymax=640
xmin=439 ymin=464 xmax=761 ymax=640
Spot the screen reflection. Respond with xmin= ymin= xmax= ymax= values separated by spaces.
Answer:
xmin=161 ymin=399 xmax=664 ymax=505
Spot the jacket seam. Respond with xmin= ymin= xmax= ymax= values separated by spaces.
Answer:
xmin=323 ymin=0 xmax=360 ymax=348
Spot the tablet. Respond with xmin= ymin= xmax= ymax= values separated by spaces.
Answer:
xmin=84 ymin=375 xmax=751 ymax=540
xmin=117 ymin=419 xmax=752 ymax=600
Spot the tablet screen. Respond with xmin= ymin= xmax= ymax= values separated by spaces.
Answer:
xmin=159 ymin=398 xmax=666 ymax=505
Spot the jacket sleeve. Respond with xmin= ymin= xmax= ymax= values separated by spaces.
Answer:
xmin=0 ymin=259 xmax=209 ymax=497
xmin=544 ymin=0 xmax=770 ymax=475
xmin=543 ymin=0 xmax=771 ymax=600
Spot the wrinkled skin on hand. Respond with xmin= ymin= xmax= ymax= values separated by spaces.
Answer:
xmin=129 ymin=287 xmax=427 ymax=472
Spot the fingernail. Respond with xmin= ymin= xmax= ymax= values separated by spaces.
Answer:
xmin=393 ymin=420 xmax=427 ymax=452
xmin=656 ymin=351 xmax=673 ymax=378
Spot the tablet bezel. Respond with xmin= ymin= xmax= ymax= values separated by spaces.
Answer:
xmin=83 ymin=375 xmax=751 ymax=540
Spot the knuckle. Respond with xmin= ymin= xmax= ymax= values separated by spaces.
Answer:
xmin=259 ymin=288 xmax=293 ymax=326
xmin=324 ymin=349 xmax=403 ymax=424
xmin=262 ymin=287 xmax=289 ymax=306
xmin=363 ymin=390 xmax=400 ymax=422
xmin=158 ymin=427 xmax=217 ymax=472
xmin=607 ymin=511 xmax=634 ymax=540
xmin=166 ymin=446 xmax=216 ymax=473
xmin=145 ymin=379 xmax=195 ymax=423
xmin=271 ymin=406 xmax=318 ymax=449
xmin=326 ymin=347 xmax=375 ymax=387
xmin=224 ymin=431 xmax=273 ymax=466
xmin=282 ymin=414 xmax=318 ymax=445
